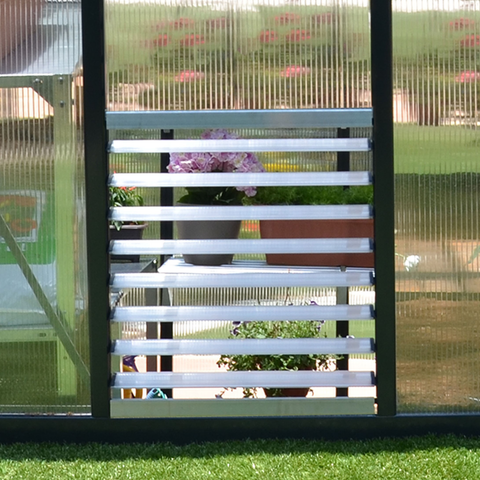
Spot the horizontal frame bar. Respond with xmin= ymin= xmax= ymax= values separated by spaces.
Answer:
xmin=8 ymin=415 xmax=480 ymax=443
xmin=110 ymin=171 xmax=372 ymax=188
xmin=109 ymin=138 xmax=370 ymax=154
xmin=110 ymin=238 xmax=373 ymax=256
xmin=111 ymin=270 xmax=374 ymax=289
xmin=111 ymin=305 xmax=374 ymax=323
xmin=111 ymin=205 xmax=373 ymax=222
xmin=112 ymin=338 xmax=375 ymax=356
xmin=112 ymin=371 xmax=375 ymax=389
xmin=106 ymin=108 xmax=373 ymax=130
xmin=111 ymin=397 xmax=376 ymax=418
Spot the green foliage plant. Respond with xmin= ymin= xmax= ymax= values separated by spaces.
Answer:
xmin=217 ymin=316 xmax=337 ymax=398
xmin=245 ymin=184 xmax=373 ymax=206
xmin=109 ymin=185 xmax=144 ymax=230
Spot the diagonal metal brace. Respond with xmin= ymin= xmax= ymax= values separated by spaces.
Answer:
xmin=0 ymin=214 xmax=90 ymax=384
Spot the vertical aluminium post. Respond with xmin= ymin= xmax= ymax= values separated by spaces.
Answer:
xmin=81 ymin=0 xmax=111 ymax=417
xmin=370 ymin=0 xmax=397 ymax=416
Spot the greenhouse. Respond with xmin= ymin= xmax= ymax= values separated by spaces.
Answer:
xmin=1 ymin=0 xmax=480 ymax=442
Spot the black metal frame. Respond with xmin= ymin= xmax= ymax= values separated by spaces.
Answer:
xmin=370 ymin=0 xmax=396 ymax=417
xmin=81 ymin=0 xmax=111 ymax=418
xmin=3 ymin=0 xmax=473 ymax=443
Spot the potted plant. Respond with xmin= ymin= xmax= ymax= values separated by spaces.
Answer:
xmin=217 ymin=317 xmax=337 ymax=398
xmin=247 ymin=184 xmax=374 ymax=267
xmin=109 ymin=184 xmax=147 ymax=262
xmin=168 ymin=128 xmax=265 ymax=266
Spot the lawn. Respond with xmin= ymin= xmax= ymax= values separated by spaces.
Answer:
xmin=1 ymin=435 xmax=480 ymax=479
xmin=394 ymin=125 xmax=480 ymax=174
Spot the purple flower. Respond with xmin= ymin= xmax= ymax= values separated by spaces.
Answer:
xmin=168 ymin=129 xmax=265 ymax=204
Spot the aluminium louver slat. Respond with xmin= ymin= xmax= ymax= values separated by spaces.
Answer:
xmin=106 ymin=108 xmax=373 ymax=130
xmin=110 ymin=205 xmax=373 ymax=222
xmin=112 ymin=338 xmax=375 ymax=356
xmin=111 ymin=305 xmax=374 ymax=323
xmin=109 ymin=171 xmax=372 ymax=188
xmin=109 ymin=138 xmax=371 ymax=154
xmin=111 ymin=270 xmax=374 ymax=289
xmin=110 ymin=238 xmax=373 ymax=256
xmin=110 ymin=398 xmax=376 ymax=419
xmin=112 ymin=371 xmax=375 ymax=389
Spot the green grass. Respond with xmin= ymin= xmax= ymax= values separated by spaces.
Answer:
xmin=395 ymin=125 xmax=480 ymax=174
xmin=1 ymin=435 xmax=480 ymax=479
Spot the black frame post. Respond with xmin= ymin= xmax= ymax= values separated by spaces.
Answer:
xmin=81 ymin=0 xmax=111 ymax=417
xmin=370 ymin=0 xmax=396 ymax=416
xmin=160 ymin=129 xmax=174 ymax=398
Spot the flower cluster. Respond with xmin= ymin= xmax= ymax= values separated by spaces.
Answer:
xmin=168 ymin=129 xmax=265 ymax=205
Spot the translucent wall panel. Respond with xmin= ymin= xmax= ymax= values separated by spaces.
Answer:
xmin=0 ymin=0 xmax=90 ymax=413
xmin=105 ymin=0 xmax=371 ymax=111
xmin=393 ymin=1 xmax=480 ymax=413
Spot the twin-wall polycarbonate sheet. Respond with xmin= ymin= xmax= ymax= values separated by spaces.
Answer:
xmin=0 ymin=0 xmax=89 ymax=414
xmin=393 ymin=0 xmax=480 ymax=413
xmin=105 ymin=0 xmax=371 ymax=112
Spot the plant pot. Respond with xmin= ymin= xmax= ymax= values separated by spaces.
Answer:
xmin=260 ymin=219 xmax=374 ymax=268
xmin=176 ymin=219 xmax=241 ymax=266
xmin=263 ymin=387 xmax=310 ymax=397
xmin=109 ymin=223 xmax=148 ymax=263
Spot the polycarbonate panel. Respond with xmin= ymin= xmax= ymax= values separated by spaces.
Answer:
xmin=0 ymin=1 xmax=89 ymax=414
xmin=105 ymin=0 xmax=371 ymax=112
xmin=394 ymin=1 xmax=480 ymax=413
